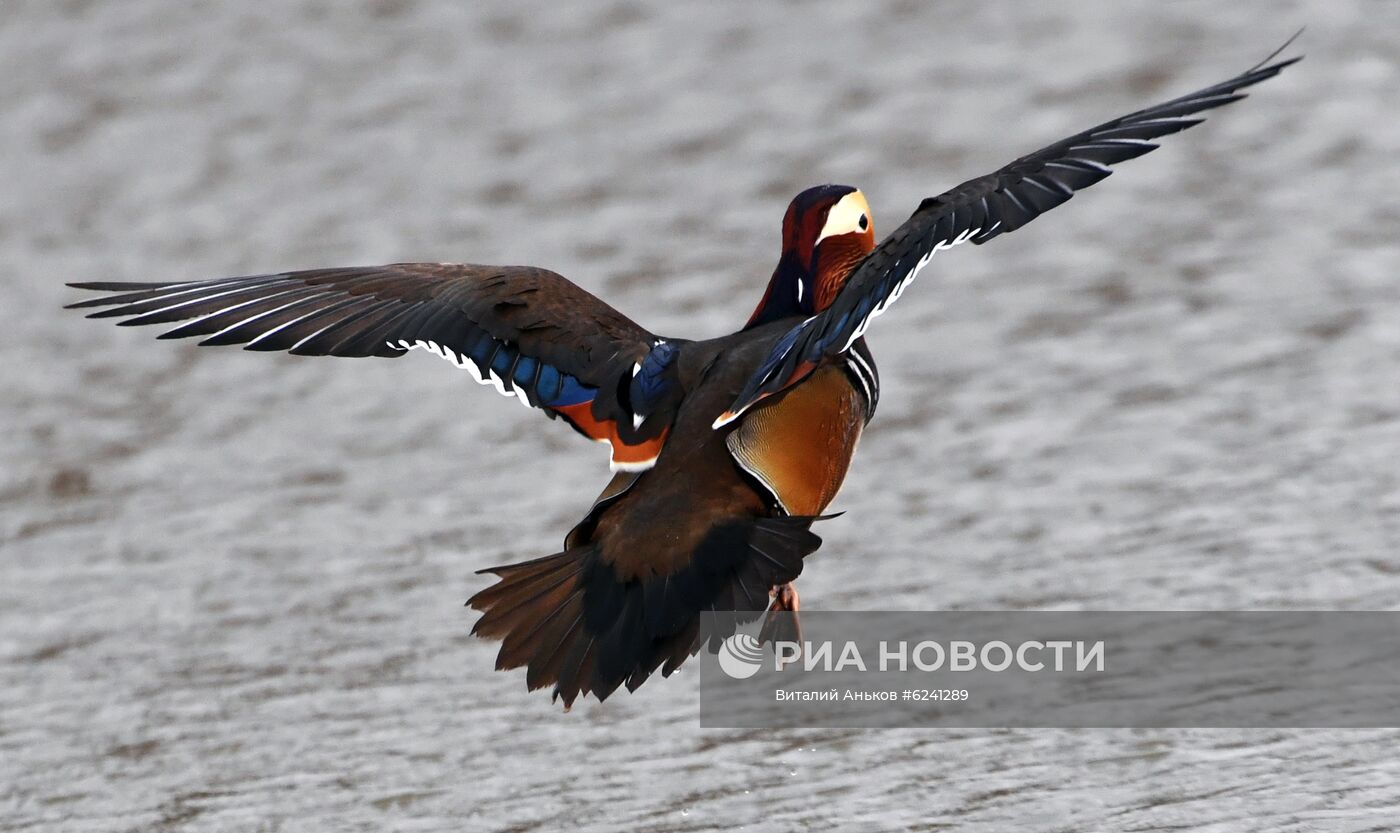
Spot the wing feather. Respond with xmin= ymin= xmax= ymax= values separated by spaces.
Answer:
xmin=719 ymin=43 xmax=1301 ymax=425
xmin=69 ymin=263 xmax=682 ymax=469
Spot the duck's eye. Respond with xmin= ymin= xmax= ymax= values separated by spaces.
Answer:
xmin=858 ymin=214 xmax=869 ymax=231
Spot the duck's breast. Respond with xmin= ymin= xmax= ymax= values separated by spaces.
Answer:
xmin=725 ymin=359 xmax=871 ymax=516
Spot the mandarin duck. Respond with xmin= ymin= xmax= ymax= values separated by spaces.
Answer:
xmin=67 ymin=45 xmax=1298 ymax=706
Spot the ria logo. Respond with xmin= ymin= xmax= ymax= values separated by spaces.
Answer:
xmin=717 ymin=632 xmax=766 ymax=679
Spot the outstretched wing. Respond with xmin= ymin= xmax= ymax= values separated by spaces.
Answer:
xmin=68 ymin=263 xmax=681 ymax=470
xmin=719 ymin=44 xmax=1301 ymax=426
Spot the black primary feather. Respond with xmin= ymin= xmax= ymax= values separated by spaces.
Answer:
xmin=724 ymin=38 xmax=1302 ymax=421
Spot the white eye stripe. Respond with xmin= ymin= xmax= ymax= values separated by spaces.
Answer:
xmin=816 ymin=191 xmax=873 ymax=245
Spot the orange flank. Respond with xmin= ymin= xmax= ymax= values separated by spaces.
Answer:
xmin=553 ymin=401 xmax=668 ymax=470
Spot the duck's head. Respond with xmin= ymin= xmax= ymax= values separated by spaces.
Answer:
xmin=746 ymin=184 xmax=875 ymax=328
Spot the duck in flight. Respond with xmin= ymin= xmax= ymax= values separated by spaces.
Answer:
xmin=68 ymin=43 xmax=1299 ymax=707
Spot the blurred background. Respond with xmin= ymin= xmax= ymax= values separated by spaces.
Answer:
xmin=3 ymin=0 xmax=1398 ymax=829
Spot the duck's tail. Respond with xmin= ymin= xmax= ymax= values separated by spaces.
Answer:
xmin=467 ymin=515 xmax=823 ymax=708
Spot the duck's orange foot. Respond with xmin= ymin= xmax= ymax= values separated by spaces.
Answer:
xmin=761 ymin=582 xmax=803 ymax=667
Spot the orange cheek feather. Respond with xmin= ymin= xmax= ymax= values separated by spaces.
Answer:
xmin=814 ymin=230 xmax=875 ymax=311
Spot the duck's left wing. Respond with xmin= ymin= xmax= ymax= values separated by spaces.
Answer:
xmin=718 ymin=44 xmax=1300 ymax=427
xmin=68 ymin=263 xmax=683 ymax=471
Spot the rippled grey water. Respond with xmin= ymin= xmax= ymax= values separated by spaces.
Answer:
xmin=3 ymin=1 xmax=1400 ymax=830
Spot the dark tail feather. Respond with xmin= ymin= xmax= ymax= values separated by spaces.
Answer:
xmin=468 ymin=515 xmax=826 ymax=708
xmin=469 ymin=548 xmax=591 ymax=673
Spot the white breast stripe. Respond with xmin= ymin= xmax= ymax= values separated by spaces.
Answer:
xmin=847 ymin=346 xmax=874 ymax=381
xmin=844 ymin=356 xmax=873 ymax=404
xmin=846 ymin=349 xmax=878 ymax=407
xmin=393 ymin=339 xmax=535 ymax=409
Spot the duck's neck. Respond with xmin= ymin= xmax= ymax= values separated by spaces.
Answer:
xmin=744 ymin=252 xmax=810 ymax=330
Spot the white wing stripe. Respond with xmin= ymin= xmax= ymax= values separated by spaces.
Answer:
xmin=394 ymin=338 xmax=534 ymax=409
xmin=116 ymin=280 xmax=298 ymax=322
xmin=1045 ymin=159 xmax=1112 ymax=174
xmin=232 ymin=298 xmax=340 ymax=346
xmin=840 ymin=226 xmax=981 ymax=352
